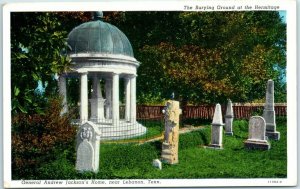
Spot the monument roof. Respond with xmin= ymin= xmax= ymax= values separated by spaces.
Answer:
xmin=67 ymin=14 xmax=134 ymax=58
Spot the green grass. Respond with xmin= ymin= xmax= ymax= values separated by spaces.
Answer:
xmin=18 ymin=117 xmax=287 ymax=179
xmin=102 ymin=120 xmax=163 ymax=143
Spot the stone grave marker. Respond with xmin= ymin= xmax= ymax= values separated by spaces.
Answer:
xmin=76 ymin=121 xmax=101 ymax=173
xmin=207 ymin=104 xmax=224 ymax=149
xmin=244 ymin=116 xmax=270 ymax=150
xmin=263 ymin=79 xmax=280 ymax=140
xmin=152 ymin=159 xmax=162 ymax=170
xmin=225 ymin=99 xmax=234 ymax=136
xmin=161 ymin=100 xmax=182 ymax=164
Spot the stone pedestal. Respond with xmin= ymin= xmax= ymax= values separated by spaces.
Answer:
xmin=161 ymin=100 xmax=182 ymax=164
xmin=225 ymin=100 xmax=234 ymax=136
xmin=263 ymin=79 xmax=280 ymax=140
xmin=244 ymin=116 xmax=270 ymax=150
xmin=89 ymin=98 xmax=106 ymax=121
xmin=207 ymin=104 xmax=224 ymax=149
xmin=76 ymin=121 xmax=101 ymax=173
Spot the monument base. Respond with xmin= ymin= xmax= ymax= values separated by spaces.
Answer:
xmin=206 ymin=144 xmax=223 ymax=150
xmin=244 ymin=139 xmax=270 ymax=150
xmin=266 ymin=131 xmax=280 ymax=141
xmin=225 ymin=132 xmax=233 ymax=136
xmin=161 ymin=142 xmax=178 ymax=164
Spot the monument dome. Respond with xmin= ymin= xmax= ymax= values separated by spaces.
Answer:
xmin=67 ymin=17 xmax=134 ymax=58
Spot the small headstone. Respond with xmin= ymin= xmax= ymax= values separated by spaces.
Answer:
xmin=207 ymin=104 xmax=224 ymax=149
xmin=152 ymin=159 xmax=162 ymax=170
xmin=76 ymin=121 xmax=101 ymax=173
xmin=244 ymin=116 xmax=270 ymax=150
xmin=263 ymin=79 xmax=280 ymax=140
xmin=225 ymin=99 xmax=234 ymax=136
xmin=161 ymin=100 xmax=182 ymax=164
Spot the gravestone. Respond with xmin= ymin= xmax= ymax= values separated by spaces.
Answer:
xmin=207 ymin=104 xmax=224 ymax=149
xmin=161 ymin=100 xmax=182 ymax=164
xmin=152 ymin=159 xmax=162 ymax=170
xmin=263 ymin=79 xmax=280 ymax=140
xmin=225 ymin=99 xmax=234 ymax=136
xmin=76 ymin=121 xmax=101 ymax=173
xmin=244 ymin=116 xmax=270 ymax=150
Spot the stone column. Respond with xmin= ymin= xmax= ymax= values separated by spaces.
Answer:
xmin=130 ymin=75 xmax=136 ymax=123
xmin=208 ymin=103 xmax=224 ymax=149
xmin=124 ymin=77 xmax=131 ymax=122
xmin=58 ymin=75 xmax=68 ymax=115
xmin=225 ymin=99 xmax=234 ymax=136
xmin=105 ymin=79 xmax=112 ymax=119
xmin=80 ymin=72 xmax=89 ymax=122
xmin=112 ymin=73 xmax=120 ymax=126
xmin=161 ymin=100 xmax=182 ymax=164
xmin=263 ymin=79 xmax=280 ymax=140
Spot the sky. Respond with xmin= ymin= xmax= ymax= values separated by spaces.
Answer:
xmin=279 ymin=10 xmax=286 ymax=23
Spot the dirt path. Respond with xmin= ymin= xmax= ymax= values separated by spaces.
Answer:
xmin=144 ymin=125 xmax=206 ymax=143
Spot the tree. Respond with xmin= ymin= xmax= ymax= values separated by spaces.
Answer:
xmin=11 ymin=12 xmax=90 ymax=114
xmin=108 ymin=11 xmax=286 ymax=104
xmin=11 ymin=11 xmax=287 ymax=112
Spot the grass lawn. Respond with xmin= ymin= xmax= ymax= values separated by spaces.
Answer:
xmin=18 ymin=117 xmax=287 ymax=180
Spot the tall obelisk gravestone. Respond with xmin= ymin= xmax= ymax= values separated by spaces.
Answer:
xmin=207 ymin=104 xmax=224 ymax=149
xmin=161 ymin=100 xmax=182 ymax=164
xmin=263 ymin=79 xmax=280 ymax=140
xmin=225 ymin=99 xmax=234 ymax=136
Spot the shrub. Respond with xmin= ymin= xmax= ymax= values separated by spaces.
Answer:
xmin=179 ymin=128 xmax=210 ymax=149
xmin=12 ymin=97 xmax=76 ymax=179
xmin=37 ymin=149 xmax=77 ymax=179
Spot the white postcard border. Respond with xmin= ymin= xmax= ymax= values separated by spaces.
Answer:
xmin=2 ymin=0 xmax=297 ymax=188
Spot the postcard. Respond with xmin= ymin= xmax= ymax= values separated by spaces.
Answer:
xmin=2 ymin=0 xmax=297 ymax=188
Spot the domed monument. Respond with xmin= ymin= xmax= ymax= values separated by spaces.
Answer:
xmin=58 ymin=12 xmax=146 ymax=140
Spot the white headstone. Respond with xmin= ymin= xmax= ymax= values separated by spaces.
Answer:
xmin=244 ymin=116 xmax=270 ymax=150
xmin=248 ymin=116 xmax=266 ymax=140
xmin=208 ymin=104 xmax=224 ymax=149
xmin=76 ymin=121 xmax=101 ymax=173
xmin=152 ymin=159 xmax=162 ymax=170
